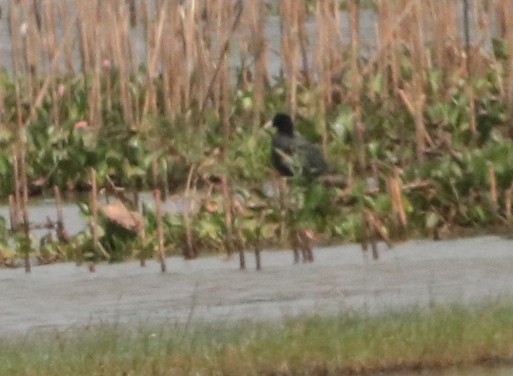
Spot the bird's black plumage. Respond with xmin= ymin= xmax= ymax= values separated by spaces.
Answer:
xmin=271 ymin=113 xmax=328 ymax=179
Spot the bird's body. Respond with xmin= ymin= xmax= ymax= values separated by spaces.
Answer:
xmin=271 ymin=113 xmax=328 ymax=179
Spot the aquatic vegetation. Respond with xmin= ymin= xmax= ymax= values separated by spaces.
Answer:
xmin=1 ymin=0 xmax=513 ymax=266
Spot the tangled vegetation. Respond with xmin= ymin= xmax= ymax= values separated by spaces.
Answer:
xmin=1 ymin=0 xmax=513 ymax=267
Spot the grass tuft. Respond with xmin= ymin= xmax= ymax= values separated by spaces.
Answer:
xmin=2 ymin=300 xmax=513 ymax=375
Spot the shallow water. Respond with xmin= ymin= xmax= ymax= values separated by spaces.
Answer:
xmin=0 ymin=191 xmax=197 ymax=238
xmin=1 ymin=235 xmax=513 ymax=336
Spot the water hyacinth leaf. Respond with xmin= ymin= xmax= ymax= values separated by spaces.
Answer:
xmin=0 ymin=128 xmax=13 ymax=145
xmin=473 ymin=205 xmax=487 ymax=223
xmin=97 ymin=242 xmax=111 ymax=260
xmin=303 ymin=184 xmax=330 ymax=212
xmin=0 ymin=154 xmax=11 ymax=175
xmin=492 ymin=38 xmax=509 ymax=60
xmin=367 ymin=141 xmax=380 ymax=159
xmin=198 ymin=220 xmax=222 ymax=240
xmin=241 ymin=218 xmax=259 ymax=234
xmin=370 ymin=73 xmax=383 ymax=95
xmin=124 ymin=165 xmax=146 ymax=180
xmin=77 ymin=202 xmax=91 ymax=216
xmin=426 ymin=212 xmax=442 ymax=229
xmin=331 ymin=106 xmax=354 ymax=140
xmin=427 ymin=69 xmax=442 ymax=94
xmin=374 ymin=194 xmax=392 ymax=213
xmin=241 ymin=95 xmax=253 ymax=111
xmin=260 ymin=223 xmax=277 ymax=240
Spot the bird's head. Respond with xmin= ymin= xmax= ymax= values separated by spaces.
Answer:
xmin=272 ymin=113 xmax=294 ymax=136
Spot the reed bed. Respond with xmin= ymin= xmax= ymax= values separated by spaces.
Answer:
xmin=0 ymin=0 xmax=508 ymax=127
xmin=1 ymin=0 xmax=513 ymax=267
xmin=0 ymin=0 xmax=506 ymax=157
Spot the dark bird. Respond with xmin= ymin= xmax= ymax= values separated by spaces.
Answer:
xmin=270 ymin=113 xmax=328 ymax=179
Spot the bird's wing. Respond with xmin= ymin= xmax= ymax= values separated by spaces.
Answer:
xmin=293 ymin=135 xmax=328 ymax=178
xmin=271 ymin=134 xmax=295 ymax=176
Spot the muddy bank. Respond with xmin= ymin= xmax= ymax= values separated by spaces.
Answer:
xmin=1 ymin=235 xmax=513 ymax=336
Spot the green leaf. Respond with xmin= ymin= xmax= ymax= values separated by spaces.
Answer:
xmin=426 ymin=212 xmax=441 ymax=229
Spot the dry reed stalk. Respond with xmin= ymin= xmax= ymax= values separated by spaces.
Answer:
xmin=277 ymin=177 xmax=288 ymax=244
xmin=505 ymin=182 xmax=513 ymax=221
xmin=248 ymin=0 xmax=267 ymax=130
xmin=402 ymin=0 xmax=428 ymax=161
xmin=314 ymin=1 xmax=329 ymax=100
xmin=347 ymin=0 xmax=365 ymax=171
xmin=194 ymin=2 xmax=213 ymax=116
xmin=221 ymin=175 xmax=234 ymax=258
xmin=412 ymin=0 xmax=427 ymax=71
xmin=53 ymin=185 xmax=70 ymax=243
xmin=42 ymin=2 xmax=60 ymax=126
xmin=375 ymin=0 xmax=389 ymax=99
xmin=200 ymin=0 xmax=243 ymax=113
xmin=8 ymin=194 xmax=19 ymax=232
xmin=362 ymin=0 xmax=415 ymax=79
xmin=181 ymin=0 xmax=200 ymax=111
xmin=183 ymin=164 xmax=196 ymax=260
xmin=365 ymin=209 xmax=393 ymax=257
xmin=219 ymin=1 xmax=236 ymax=259
xmin=153 ymin=189 xmax=167 ymax=273
xmin=398 ymin=85 xmax=433 ymax=161
xmin=441 ymin=0 xmax=458 ymax=61
xmin=89 ymin=168 xmax=98 ymax=272
xmin=11 ymin=149 xmax=22 ymax=221
xmin=212 ymin=0 xmax=224 ymax=114
xmin=127 ymin=0 xmax=137 ymax=27
xmin=9 ymin=2 xmax=24 ymax=127
xmin=21 ymin=0 xmax=38 ymax=105
xmin=412 ymin=78 xmax=427 ymax=162
xmin=52 ymin=186 xmax=67 ymax=238
xmin=499 ymin=1 xmax=513 ymax=111
xmin=472 ymin=0 xmax=494 ymax=77
xmin=23 ymin=14 xmax=76 ymax=127
xmin=237 ymin=227 xmax=246 ymax=270
xmin=143 ymin=1 xmax=167 ymax=116
xmin=362 ymin=210 xmax=379 ymax=260
xmin=280 ymin=0 xmax=300 ymax=117
xmin=87 ymin=6 xmax=102 ymax=128
xmin=220 ymin=0 xmax=233 ymax=126
xmin=360 ymin=210 xmax=369 ymax=253
xmin=254 ymin=242 xmax=262 ymax=271
xmin=298 ymin=229 xmax=314 ymax=263
xmin=426 ymin=0 xmax=444 ymax=70
xmin=296 ymin=1 xmax=310 ymax=83
xmin=314 ymin=0 xmax=340 ymax=154
xmin=290 ymin=227 xmax=301 ymax=264
xmin=462 ymin=0 xmax=471 ymax=74
xmin=19 ymin=147 xmax=31 ymax=273
xmin=251 ymin=1 xmax=268 ymax=126
xmin=58 ymin=1 xmax=75 ymax=73
xmin=487 ymin=161 xmax=498 ymax=211
xmin=104 ymin=1 xmax=133 ymax=125
xmin=77 ymin=0 xmax=92 ymax=77
xmin=139 ymin=213 xmax=147 ymax=268
xmin=159 ymin=1 xmax=173 ymax=119
xmin=387 ymin=167 xmax=408 ymax=231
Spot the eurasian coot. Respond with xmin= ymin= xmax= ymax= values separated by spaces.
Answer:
xmin=271 ymin=113 xmax=328 ymax=179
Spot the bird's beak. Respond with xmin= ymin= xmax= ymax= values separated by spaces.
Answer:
xmin=263 ymin=119 xmax=272 ymax=129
